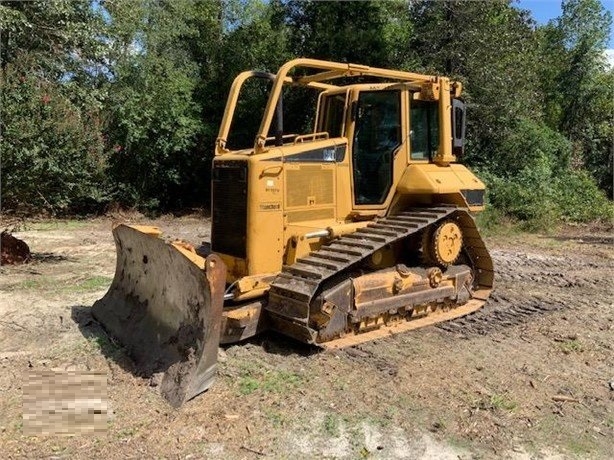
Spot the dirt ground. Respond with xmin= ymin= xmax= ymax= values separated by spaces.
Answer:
xmin=0 ymin=216 xmax=612 ymax=459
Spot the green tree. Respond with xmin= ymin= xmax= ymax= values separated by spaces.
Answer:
xmin=538 ymin=0 xmax=613 ymax=197
xmin=285 ymin=0 xmax=414 ymax=68
xmin=208 ymin=0 xmax=292 ymax=151
xmin=0 ymin=0 xmax=109 ymax=213
xmin=409 ymin=0 xmax=542 ymax=172
xmin=102 ymin=0 xmax=221 ymax=209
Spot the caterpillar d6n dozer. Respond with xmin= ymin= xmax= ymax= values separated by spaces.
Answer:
xmin=93 ymin=59 xmax=494 ymax=406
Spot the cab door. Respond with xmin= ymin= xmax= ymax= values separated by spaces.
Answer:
xmin=351 ymin=90 xmax=402 ymax=207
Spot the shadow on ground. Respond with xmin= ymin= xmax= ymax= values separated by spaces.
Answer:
xmin=71 ymin=305 xmax=321 ymax=381
xmin=237 ymin=330 xmax=321 ymax=357
xmin=70 ymin=305 xmax=136 ymax=375
xmin=31 ymin=252 xmax=72 ymax=264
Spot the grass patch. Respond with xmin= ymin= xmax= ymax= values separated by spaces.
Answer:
xmin=382 ymin=405 xmax=399 ymax=422
xmin=88 ymin=334 xmax=122 ymax=357
xmin=566 ymin=438 xmax=594 ymax=456
xmin=27 ymin=220 xmax=88 ymax=231
xmin=238 ymin=376 xmax=260 ymax=395
xmin=263 ymin=409 xmax=286 ymax=427
xmin=5 ymin=277 xmax=50 ymax=291
xmin=235 ymin=365 xmax=302 ymax=396
xmin=45 ymin=334 xmax=120 ymax=360
xmin=7 ymin=275 xmax=112 ymax=294
xmin=559 ymin=339 xmax=584 ymax=354
xmin=67 ymin=276 xmax=112 ymax=293
xmin=323 ymin=414 xmax=340 ymax=437
xmin=475 ymin=206 xmax=566 ymax=237
xmin=116 ymin=427 xmax=137 ymax=439
xmin=474 ymin=393 xmax=518 ymax=412
xmin=489 ymin=393 xmax=518 ymax=412
xmin=261 ymin=370 xmax=301 ymax=393
xmin=19 ymin=279 xmax=43 ymax=289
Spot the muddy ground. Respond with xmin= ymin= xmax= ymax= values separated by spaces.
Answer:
xmin=0 ymin=216 xmax=612 ymax=459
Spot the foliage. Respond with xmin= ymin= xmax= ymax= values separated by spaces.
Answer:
xmin=409 ymin=0 xmax=542 ymax=171
xmin=1 ymin=55 xmax=108 ymax=213
xmin=483 ymin=161 xmax=613 ymax=228
xmin=286 ymin=0 xmax=413 ymax=68
xmin=551 ymin=170 xmax=613 ymax=222
xmin=1 ymin=0 xmax=612 ymax=223
xmin=537 ymin=0 xmax=613 ymax=198
xmin=495 ymin=118 xmax=572 ymax=177
xmin=101 ymin=0 xmax=217 ymax=209
xmin=0 ymin=0 xmax=108 ymax=80
xmin=0 ymin=0 xmax=109 ymax=213
xmin=482 ymin=165 xmax=560 ymax=228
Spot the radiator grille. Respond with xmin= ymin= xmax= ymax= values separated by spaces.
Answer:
xmin=286 ymin=166 xmax=334 ymax=207
xmin=211 ymin=160 xmax=248 ymax=259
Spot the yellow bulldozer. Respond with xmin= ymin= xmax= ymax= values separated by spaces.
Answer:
xmin=93 ymin=58 xmax=493 ymax=407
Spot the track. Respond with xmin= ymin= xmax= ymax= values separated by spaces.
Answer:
xmin=266 ymin=206 xmax=494 ymax=343
xmin=436 ymin=292 xmax=564 ymax=335
xmin=437 ymin=248 xmax=612 ymax=336
xmin=323 ymin=293 xmax=489 ymax=349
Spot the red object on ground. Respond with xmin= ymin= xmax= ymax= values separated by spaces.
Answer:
xmin=1 ymin=231 xmax=31 ymax=265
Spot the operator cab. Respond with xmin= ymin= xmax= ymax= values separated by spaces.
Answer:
xmin=316 ymin=86 xmax=454 ymax=209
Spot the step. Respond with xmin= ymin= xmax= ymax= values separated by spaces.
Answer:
xmin=297 ymin=256 xmax=344 ymax=271
xmin=309 ymin=252 xmax=352 ymax=263
xmin=343 ymin=233 xmax=387 ymax=243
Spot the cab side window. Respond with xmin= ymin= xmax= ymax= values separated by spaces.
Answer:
xmin=410 ymin=100 xmax=439 ymax=161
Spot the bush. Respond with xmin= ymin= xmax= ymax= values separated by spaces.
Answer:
xmin=476 ymin=116 xmax=613 ymax=229
xmin=495 ymin=118 xmax=572 ymax=176
xmin=1 ymin=58 xmax=109 ymax=214
xmin=481 ymin=166 xmax=613 ymax=230
xmin=105 ymin=55 xmax=204 ymax=211
xmin=480 ymin=154 xmax=559 ymax=226
xmin=551 ymin=170 xmax=614 ymax=222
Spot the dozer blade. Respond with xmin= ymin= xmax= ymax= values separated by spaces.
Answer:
xmin=92 ymin=224 xmax=226 ymax=407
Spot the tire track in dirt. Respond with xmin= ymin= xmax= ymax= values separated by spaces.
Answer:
xmin=437 ymin=248 xmax=612 ymax=336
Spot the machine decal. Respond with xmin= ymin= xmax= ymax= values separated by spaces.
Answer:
xmin=259 ymin=202 xmax=282 ymax=211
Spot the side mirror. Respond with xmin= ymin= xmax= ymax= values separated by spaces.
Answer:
xmin=452 ymin=99 xmax=466 ymax=156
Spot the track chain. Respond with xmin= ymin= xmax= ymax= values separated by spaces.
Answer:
xmin=268 ymin=207 xmax=456 ymax=318
xmin=267 ymin=206 xmax=494 ymax=325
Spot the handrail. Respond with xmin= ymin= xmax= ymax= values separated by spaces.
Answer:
xmin=293 ymin=132 xmax=329 ymax=144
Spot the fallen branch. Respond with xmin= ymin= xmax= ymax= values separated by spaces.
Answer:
xmin=552 ymin=395 xmax=579 ymax=403
xmin=241 ymin=446 xmax=265 ymax=456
